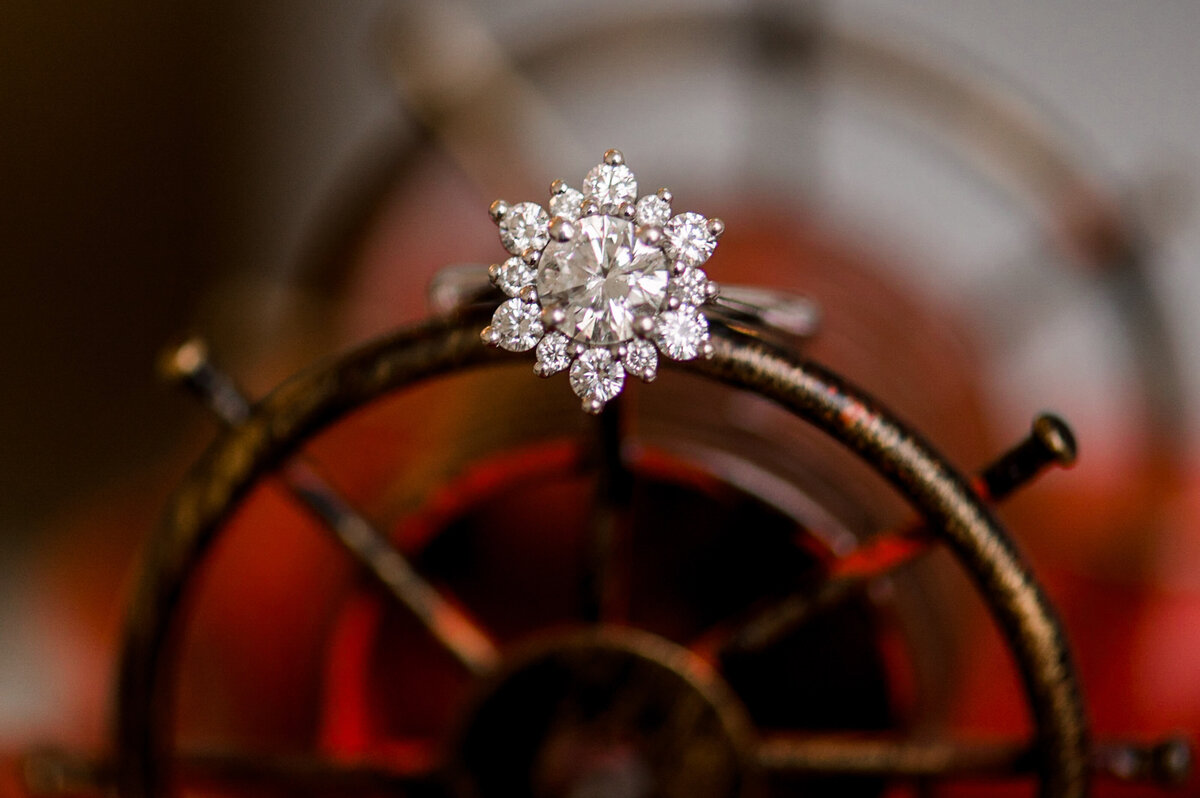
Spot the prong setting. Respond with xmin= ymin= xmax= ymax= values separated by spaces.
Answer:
xmin=488 ymin=199 xmax=509 ymax=223
xmin=541 ymin=306 xmax=566 ymax=328
xmin=548 ymin=216 xmax=575 ymax=242
xmin=637 ymin=225 xmax=663 ymax=246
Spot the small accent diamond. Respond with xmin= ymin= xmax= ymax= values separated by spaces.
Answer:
xmin=669 ymin=267 xmax=710 ymax=307
xmin=549 ymin=186 xmax=585 ymax=221
xmin=499 ymin=202 xmax=550 ymax=255
xmin=569 ymin=347 xmax=624 ymax=402
xmin=622 ymin=338 xmax=658 ymax=381
xmin=491 ymin=298 xmax=544 ymax=352
xmin=664 ymin=212 xmax=716 ymax=268
xmin=654 ymin=304 xmax=709 ymax=360
xmin=495 ymin=256 xmax=536 ymax=297
xmin=534 ymin=332 xmax=571 ymax=375
xmin=636 ymin=194 xmax=671 ymax=227
xmin=582 ymin=163 xmax=637 ymax=212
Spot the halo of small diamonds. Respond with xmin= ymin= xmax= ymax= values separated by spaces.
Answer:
xmin=483 ymin=150 xmax=721 ymax=413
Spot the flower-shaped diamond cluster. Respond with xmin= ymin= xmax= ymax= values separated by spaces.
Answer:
xmin=481 ymin=149 xmax=723 ymax=413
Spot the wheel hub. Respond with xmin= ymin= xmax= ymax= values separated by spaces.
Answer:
xmin=453 ymin=628 xmax=759 ymax=798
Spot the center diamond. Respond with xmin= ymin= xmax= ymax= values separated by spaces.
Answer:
xmin=536 ymin=215 xmax=669 ymax=345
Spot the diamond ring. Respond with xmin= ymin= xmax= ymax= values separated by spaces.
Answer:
xmin=480 ymin=149 xmax=724 ymax=414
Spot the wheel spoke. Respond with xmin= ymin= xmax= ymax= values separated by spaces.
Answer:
xmin=177 ymin=748 xmax=445 ymax=796
xmin=758 ymin=733 xmax=1033 ymax=780
xmin=707 ymin=413 xmax=1078 ymax=659
xmin=20 ymin=746 xmax=443 ymax=797
xmin=581 ymin=400 xmax=634 ymax=623
xmin=160 ymin=339 xmax=499 ymax=676
xmin=705 ymin=523 xmax=926 ymax=659
xmin=282 ymin=460 xmax=499 ymax=676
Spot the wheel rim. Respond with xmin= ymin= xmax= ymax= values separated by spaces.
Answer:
xmin=115 ymin=312 xmax=1088 ymax=798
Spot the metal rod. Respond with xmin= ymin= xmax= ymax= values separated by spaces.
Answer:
xmin=159 ymin=338 xmax=251 ymax=425
xmin=23 ymin=747 xmax=440 ymax=797
xmin=160 ymin=338 xmax=499 ymax=676
xmin=758 ymin=734 xmax=1192 ymax=787
xmin=28 ymin=736 xmax=1185 ymax=796
xmin=1091 ymin=736 xmax=1193 ymax=788
xmin=758 ymin=735 xmax=1033 ymax=780
xmin=977 ymin=413 xmax=1076 ymax=502
xmin=717 ymin=413 xmax=1078 ymax=658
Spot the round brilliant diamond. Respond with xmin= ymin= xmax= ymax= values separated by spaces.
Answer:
xmin=635 ymin=194 xmax=671 ymax=227
xmin=537 ymin=215 xmax=669 ymax=346
xmin=663 ymin=212 xmax=716 ymax=268
xmin=549 ymin=187 xmax=585 ymax=221
xmin=496 ymin=256 xmax=536 ymax=296
xmin=669 ymin=267 xmax=710 ymax=307
xmin=491 ymin=298 xmax=544 ymax=352
xmin=622 ymin=338 xmax=658 ymax=381
xmin=654 ymin=305 xmax=709 ymax=360
xmin=582 ymin=163 xmax=637 ymax=212
xmin=499 ymin=202 xmax=550 ymax=255
xmin=569 ymin=348 xmax=624 ymax=402
xmin=535 ymin=332 xmax=571 ymax=375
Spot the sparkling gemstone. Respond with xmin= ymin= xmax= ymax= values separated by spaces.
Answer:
xmin=534 ymin=331 xmax=571 ymax=375
xmin=549 ymin=186 xmax=584 ymax=221
xmin=495 ymin=256 xmax=536 ymax=296
xmin=622 ymin=338 xmax=658 ymax=381
xmin=537 ymin=215 xmax=669 ymax=346
xmin=669 ymin=267 xmax=710 ymax=307
xmin=582 ymin=163 xmax=637 ymax=212
xmin=569 ymin=347 xmax=624 ymax=402
xmin=499 ymin=202 xmax=550 ymax=255
xmin=655 ymin=305 xmax=709 ymax=360
xmin=491 ymin=298 xmax=543 ymax=352
xmin=636 ymin=194 xmax=671 ymax=227
xmin=664 ymin=212 xmax=716 ymax=268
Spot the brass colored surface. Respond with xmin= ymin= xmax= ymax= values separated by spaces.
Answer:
xmin=115 ymin=311 xmax=1087 ymax=798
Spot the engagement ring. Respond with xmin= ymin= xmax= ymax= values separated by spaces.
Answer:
xmin=480 ymin=149 xmax=723 ymax=413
